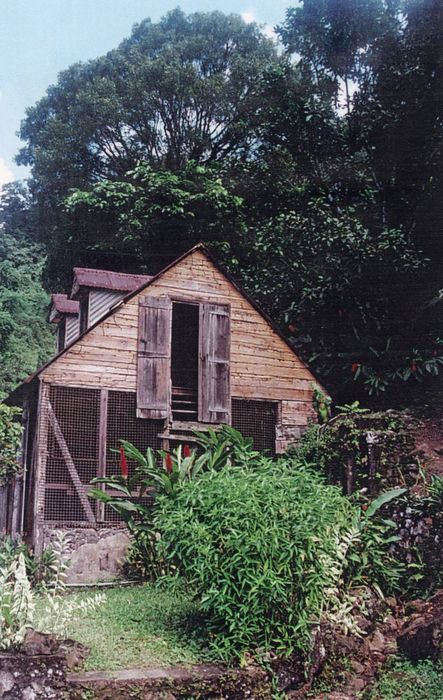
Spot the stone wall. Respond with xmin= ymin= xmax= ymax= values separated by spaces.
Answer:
xmin=42 ymin=526 xmax=130 ymax=584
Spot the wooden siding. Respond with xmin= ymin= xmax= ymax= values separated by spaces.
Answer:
xmin=88 ymin=289 xmax=125 ymax=326
xmin=42 ymin=250 xmax=318 ymax=449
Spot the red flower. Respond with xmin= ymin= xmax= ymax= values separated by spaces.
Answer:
xmin=183 ymin=444 xmax=191 ymax=458
xmin=361 ymin=504 xmax=368 ymax=511
xmin=411 ymin=360 xmax=417 ymax=373
xmin=119 ymin=446 xmax=128 ymax=479
xmin=351 ymin=363 xmax=359 ymax=373
xmin=288 ymin=323 xmax=297 ymax=334
xmin=165 ymin=453 xmax=173 ymax=474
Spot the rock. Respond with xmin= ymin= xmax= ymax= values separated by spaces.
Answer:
xmin=398 ymin=613 xmax=443 ymax=661
xmin=66 ymin=531 xmax=130 ymax=584
xmin=347 ymin=677 xmax=366 ymax=693
xmin=367 ymin=629 xmax=386 ymax=653
xmin=397 ymin=589 xmax=443 ymax=662
xmin=60 ymin=639 xmax=90 ymax=670
xmin=21 ymin=688 xmax=36 ymax=700
xmin=350 ymin=660 xmax=365 ymax=674
xmin=23 ymin=629 xmax=60 ymax=656
xmin=0 ymin=671 xmax=14 ymax=695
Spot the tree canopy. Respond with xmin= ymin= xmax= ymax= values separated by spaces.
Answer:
xmin=0 ymin=184 xmax=54 ymax=398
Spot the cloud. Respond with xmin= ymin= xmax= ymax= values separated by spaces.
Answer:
xmin=0 ymin=159 xmax=14 ymax=187
xmin=241 ymin=10 xmax=278 ymax=41
xmin=241 ymin=10 xmax=256 ymax=23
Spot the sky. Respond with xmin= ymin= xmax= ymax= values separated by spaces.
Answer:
xmin=0 ymin=0 xmax=290 ymax=186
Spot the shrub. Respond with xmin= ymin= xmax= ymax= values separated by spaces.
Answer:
xmin=0 ymin=537 xmax=58 ymax=588
xmin=0 ymin=552 xmax=34 ymax=650
xmin=0 ymin=532 xmax=104 ymax=649
xmin=0 ymin=404 xmax=22 ymax=485
xmin=90 ymin=426 xmax=259 ymax=580
xmin=154 ymin=458 xmax=356 ymax=660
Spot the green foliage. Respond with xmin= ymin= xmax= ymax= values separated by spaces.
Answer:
xmin=390 ymin=476 xmax=443 ymax=595
xmin=154 ymin=457 xmax=356 ymax=660
xmin=90 ymin=427 xmax=258 ymax=579
xmin=366 ymin=656 xmax=443 ymax=700
xmin=0 ymin=404 xmax=23 ymax=485
xmin=194 ymin=424 xmax=263 ymax=467
xmin=63 ymin=161 xmax=246 ymax=280
xmin=0 ymin=537 xmax=57 ymax=588
xmin=344 ymin=489 xmax=407 ymax=595
xmin=0 ymin=552 xmax=34 ymax=650
xmin=17 ymin=8 xmax=278 ymax=286
xmin=290 ymin=409 xmax=415 ymax=493
xmin=278 ymin=0 xmax=396 ymax=102
xmin=0 ymin=183 xmax=54 ymax=398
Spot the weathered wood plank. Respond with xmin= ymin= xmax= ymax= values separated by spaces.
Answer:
xmin=97 ymin=388 xmax=108 ymax=522
xmin=32 ymin=382 xmax=51 ymax=554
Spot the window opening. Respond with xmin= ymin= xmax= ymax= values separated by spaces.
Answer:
xmin=57 ymin=319 xmax=66 ymax=352
xmin=171 ymin=302 xmax=199 ymax=421
xmin=79 ymin=294 xmax=89 ymax=334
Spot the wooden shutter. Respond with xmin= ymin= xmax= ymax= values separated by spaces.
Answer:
xmin=199 ymin=303 xmax=231 ymax=423
xmin=137 ymin=296 xmax=172 ymax=419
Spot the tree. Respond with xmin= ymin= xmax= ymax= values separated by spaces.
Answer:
xmin=277 ymin=0 xmax=400 ymax=110
xmin=18 ymin=10 xmax=278 ymax=195
xmin=0 ymin=184 xmax=54 ymax=398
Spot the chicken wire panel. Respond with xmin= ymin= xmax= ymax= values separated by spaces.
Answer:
xmin=106 ymin=391 xmax=163 ymax=476
xmin=45 ymin=386 xmax=100 ymax=522
xmin=231 ymin=399 xmax=277 ymax=455
xmin=105 ymin=391 xmax=163 ymax=523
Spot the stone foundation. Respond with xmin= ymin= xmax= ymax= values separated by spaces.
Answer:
xmin=42 ymin=526 xmax=130 ymax=584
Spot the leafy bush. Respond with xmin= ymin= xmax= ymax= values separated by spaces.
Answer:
xmin=0 ymin=404 xmax=22 ymax=485
xmin=0 ymin=532 xmax=104 ymax=649
xmin=0 ymin=537 xmax=58 ymax=588
xmin=154 ymin=458 xmax=356 ymax=660
xmin=0 ymin=552 xmax=34 ymax=650
xmin=90 ymin=426 xmax=259 ymax=580
xmin=344 ymin=489 xmax=407 ymax=595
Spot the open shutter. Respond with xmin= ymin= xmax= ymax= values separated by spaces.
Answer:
xmin=199 ymin=303 xmax=231 ymax=424
xmin=137 ymin=296 xmax=172 ymax=419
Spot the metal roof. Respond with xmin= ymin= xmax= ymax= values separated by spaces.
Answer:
xmin=71 ymin=268 xmax=152 ymax=296
xmin=50 ymin=294 xmax=79 ymax=315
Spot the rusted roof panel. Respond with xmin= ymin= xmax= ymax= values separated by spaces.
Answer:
xmin=72 ymin=268 xmax=152 ymax=296
xmin=51 ymin=294 xmax=79 ymax=315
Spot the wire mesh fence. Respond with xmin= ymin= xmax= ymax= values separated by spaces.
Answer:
xmin=42 ymin=388 xmax=278 ymax=524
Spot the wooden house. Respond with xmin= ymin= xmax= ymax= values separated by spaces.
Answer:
xmin=4 ymin=244 xmax=321 ymax=582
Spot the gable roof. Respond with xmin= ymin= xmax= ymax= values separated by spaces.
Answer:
xmin=50 ymin=294 xmax=79 ymax=316
xmin=71 ymin=268 xmax=152 ymax=296
xmin=7 ymin=243 xmax=326 ymax=400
